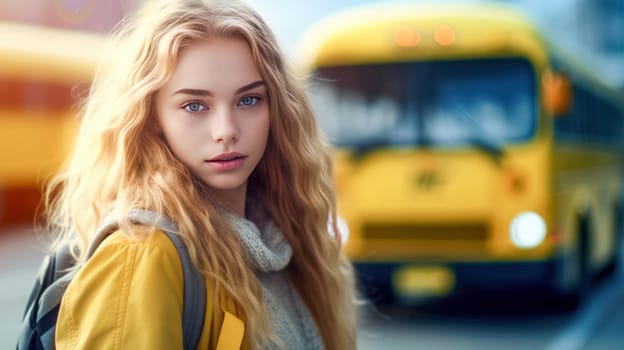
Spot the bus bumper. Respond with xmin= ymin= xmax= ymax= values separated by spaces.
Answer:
xmin=354 ymin=259 xmax=564 ymax=302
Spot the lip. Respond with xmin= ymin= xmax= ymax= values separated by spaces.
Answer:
xmin=208 ymin=152 xmax=246 ymax=162
xmin=206 ymin=152 xmax=247 ymax=171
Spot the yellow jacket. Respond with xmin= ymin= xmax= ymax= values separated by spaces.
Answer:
xmin=56 ymin=229 xmax=247 ymax=349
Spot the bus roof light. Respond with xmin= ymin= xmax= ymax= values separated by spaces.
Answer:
xmin=434 ymin=24 xmax=455 ymax=46
xmin=394 ymin=28 xmax=421 ymax=47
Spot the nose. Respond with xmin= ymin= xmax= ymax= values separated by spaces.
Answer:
xmin=211 ymin=107 xmax=239 ymax=144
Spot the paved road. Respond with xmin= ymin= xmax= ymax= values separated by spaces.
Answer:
xmin=2 ymin=228 xmax=623 ymax=349
xmin=357 ymin=273 xmax=624 ymax=350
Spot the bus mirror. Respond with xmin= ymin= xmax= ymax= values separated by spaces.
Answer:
xmin=542 ymin=70 xmax=572 ymax=117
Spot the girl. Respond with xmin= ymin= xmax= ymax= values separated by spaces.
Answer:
xmin=46 ymin=0 xmax=357 ymax=349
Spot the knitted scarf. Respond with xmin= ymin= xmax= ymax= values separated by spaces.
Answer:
xmin=224 ymin=208 xmax=324 ymax=350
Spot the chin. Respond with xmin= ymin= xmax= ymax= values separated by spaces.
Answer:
xmin=204 ymin=179 xmax=247 ymax=192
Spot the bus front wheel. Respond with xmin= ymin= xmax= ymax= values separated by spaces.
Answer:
xmin=604 ymin=203 xmax=622 ymax=275
xmin=556 ymin=216 xmax=591 ymax=310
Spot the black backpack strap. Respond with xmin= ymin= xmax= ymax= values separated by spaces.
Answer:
xmin=161 ymin=228 xmax=207 ymax=350
xmin=86 ymin=209 xmax=206 ymax=350
xmin=17 ymin=243 xmax=79 ymax=350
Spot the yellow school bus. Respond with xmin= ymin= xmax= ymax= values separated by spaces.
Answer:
xmin=0 ymin=21 xmax=106 ymax=227
xmin=297 ymin=3 xmax=624 ymax=305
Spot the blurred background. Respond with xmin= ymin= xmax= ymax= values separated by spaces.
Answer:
xmin=1 ymin=0 xmax=624 ymax=349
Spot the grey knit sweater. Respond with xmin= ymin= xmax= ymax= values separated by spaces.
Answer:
xmin=224 ymin=208 xmax=324 ymax=350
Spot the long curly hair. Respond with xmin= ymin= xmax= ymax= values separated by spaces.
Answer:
xmin=44 ymin=0 xmax=356 ymax=348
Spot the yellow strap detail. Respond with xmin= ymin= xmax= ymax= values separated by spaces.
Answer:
xmin=216 ymin=311 xmax=245 ymax=350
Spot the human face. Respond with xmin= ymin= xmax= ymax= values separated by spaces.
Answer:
xmin=156 ymin=36 xmax=270 ymax=211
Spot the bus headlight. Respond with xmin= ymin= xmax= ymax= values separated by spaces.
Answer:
xmin=509 ymin=211 xmax=546 ymax=249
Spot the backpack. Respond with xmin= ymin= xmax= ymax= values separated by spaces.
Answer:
xmin=16 ymin=209 xmax=206 ymax=350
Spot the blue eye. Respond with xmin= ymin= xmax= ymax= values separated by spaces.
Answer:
xmin=183 ymin=102 xmax=206 ymax=113
xmin=238 ymin=96 xmax=260 ymax=107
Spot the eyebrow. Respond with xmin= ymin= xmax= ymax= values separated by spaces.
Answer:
xmin=172 ymin=80 xmax=265 ymax=96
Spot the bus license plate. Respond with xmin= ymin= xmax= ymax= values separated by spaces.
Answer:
xmin=392 ymin=265 xmax=455 ymax=298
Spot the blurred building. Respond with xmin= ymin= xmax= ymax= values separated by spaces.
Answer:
xmin=0 ymin=0 xmax=141 ymax=33
xmin=577 ymin=0 xmax=624 ymax=87
xmin=520 ymin=0 xmax=624 ymax=88
xmin=579 ymin=0 xmax=624 ymax=53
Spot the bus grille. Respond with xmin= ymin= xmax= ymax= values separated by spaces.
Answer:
xmin=362 ymin=222 xmax=489 ymax=241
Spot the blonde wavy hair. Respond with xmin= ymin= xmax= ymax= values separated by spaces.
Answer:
xmin=44 ymin=0 xmax=356 ymax=348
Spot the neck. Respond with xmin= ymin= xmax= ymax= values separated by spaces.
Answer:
xmin=208 ymin=184 xmax=247 ymax=217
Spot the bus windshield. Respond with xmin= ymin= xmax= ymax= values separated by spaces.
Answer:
xmin=312 ymin=58 xmax=536 ymax=149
